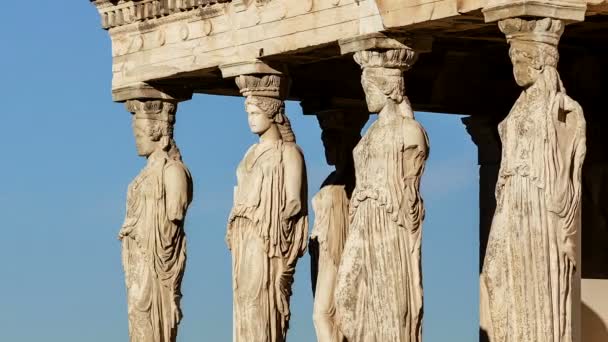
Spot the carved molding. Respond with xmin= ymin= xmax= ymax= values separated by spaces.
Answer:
xmin=91 ymin=0 xmax=232 ymax=29
xmin=339 ymin=33 xmax=433 ymax=56
xmin=482 ymin=0 xmax=586 ymax=23
xmin=219 ymin=59 xmax=285 ymax=79
xmin=112 ymin=83 xmax=193 ymax=102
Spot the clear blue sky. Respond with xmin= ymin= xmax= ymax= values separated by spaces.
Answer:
xmin=0 ymin=2 xmax=479 ymax=341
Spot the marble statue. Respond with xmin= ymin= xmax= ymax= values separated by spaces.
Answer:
xmin=334 ymin=48 xmax=430 ymax=342
xmin=480 ymin=18 xmax=586 ymax=342
xmin=309 ymin=111 xmax=367 ymax=342
xmin=227 ymin=74 xmax=309 ymax=342
xmin=119 ymin=99 xmax=194 ymax=342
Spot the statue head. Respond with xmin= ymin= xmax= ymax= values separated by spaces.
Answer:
xmin=500 ymin=18 xmax=563 ymax=88
xmin=354 ymin=49 xmax=416 ymax=114
xmin=237 ymin=74 xmax=296 ymax=142
xmin=126 ymin=100 xmax=180 ymax=159
xmin=245 ymin=96 xmax=284 ymax=136
xmin=132 ymin=118 xmax=173 ymax=156
xmin=360 ymin=68 xmax=405 ymax=113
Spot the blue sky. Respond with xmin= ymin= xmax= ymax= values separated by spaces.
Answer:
xmin=0 ymin=2 xmax=479 ymax=341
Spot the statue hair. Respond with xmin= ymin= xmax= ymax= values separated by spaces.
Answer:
xmin=246 ymin=96 xmax=296 ymax=143
xmin=510 ymin=41 xmax=564 ymax=95
xmin=145 ymin=119 xmax=183 ymax=161
xmin=362 ymin=68 xmax=414 ymax=118
xmin=363 ymin=72 xmax=405 ymax=104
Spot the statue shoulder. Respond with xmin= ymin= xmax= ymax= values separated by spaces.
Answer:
xmin=401 ymin=118 xmax=430 ymax=152
xmin=282 ymin=142 xmax=305 ymax=160
xmin=163 ymin=160 xmax=193 ymax=197
xmin=164 ymin=160 xmax=190 ymax=178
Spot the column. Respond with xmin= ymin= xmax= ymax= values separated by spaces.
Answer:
xmin=580 ymin=109 xmax=608 ymax=342
xmin=462 ymin=116 xmax=502 ymax=273
xmin=118 ymin=87 xmax=194 ymax=342
xmin=302 ymin=101 xmax=368 ymax=342
xmin=220 ymin=62 xmax=308 ymax=342
xmin=334 ymin=34 xmax=430 ymax=341
xmin=479 ymin=18 xmax=586 ymax=342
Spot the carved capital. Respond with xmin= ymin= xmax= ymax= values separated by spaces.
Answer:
xmin=462 ymin=116 xmax=502 ymax=165
xmin=125 ymin=99 xmax=178 ymax=123
xmin=353 ymin=48 xmax=418 ymax=73
xmin=235 ymin=74 xmax=289 ymax=99
xmin=499 ymin=17 xmax=564 ymax=49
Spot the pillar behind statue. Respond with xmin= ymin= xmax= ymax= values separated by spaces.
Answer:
xmin=227 ymin=74 xmax=308 ymax=342
xmin=309 ymin=109 xmax=367 ymax=342
xmin=334 ymin=44 xmax=430 ymax=342
xmin=119 ymin=99 xmax=194 ymax=342
xmin=480 ymin=18 xmax=586 ymax=342
xmin=462 ymin=115 xmax=502 ymax=273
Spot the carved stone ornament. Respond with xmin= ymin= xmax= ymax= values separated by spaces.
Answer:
xmin=227 ymin=74 xmax=308 ymax=342
xmin=335 ymin=48 xmax=429 ymax=342
xmin=93 ymin=0 xmax=232 ymax=29
xmin=120 ymin=99 xmax=194 ymax=342
xmin=309 ymin=110 xmax=367 ymax=342
xmin=480 ymin=18 xmax=586 ymax=342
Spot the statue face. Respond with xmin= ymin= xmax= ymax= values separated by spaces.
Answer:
xmin=361 ymin=76 xmax=387 ymax=113
xmin=132 ymin=118 xmax=159 ymax=157
xmin=510 ymin=43 xmax=541 ymax=88
xmin=246 ymin=103 xmax=273 ymax=135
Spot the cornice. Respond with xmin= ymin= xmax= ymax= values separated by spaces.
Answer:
xmin=90 ymin=0 xmax=232 ymax=29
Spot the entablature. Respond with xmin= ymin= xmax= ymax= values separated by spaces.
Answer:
xmin=89 ymin=0 xmax=608 ymax=116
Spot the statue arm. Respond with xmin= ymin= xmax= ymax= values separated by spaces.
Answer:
xmin=283 ymin=145 xmax=305 ymax=219
xmin=164 ymin=163 xmax=191 ymax=223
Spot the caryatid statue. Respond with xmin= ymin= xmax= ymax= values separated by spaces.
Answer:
xmin=227 ymin=74 xmax=309 ymax=342
xmin=480 ymin=18 xmax=586 ymax=342
xmin=335 ymin=48 xmax=429 ymax=342
xmin=118 ymin=99 xmax=193 ymax=342
xmin=309 ymin=110 xmax=367 ymax=342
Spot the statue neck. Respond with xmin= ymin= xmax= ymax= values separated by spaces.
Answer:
xmin=378 ymin=98 xmax=414 ymax=121
xmin=378 ymin=100 xmax=400 ymax=122
xmin=147 ymin=149 xmax=168 ymax=165
xmin=259 ymin=124 xmax=282 ymax=143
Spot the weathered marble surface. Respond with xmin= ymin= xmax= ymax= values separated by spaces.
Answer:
xmin=227 ymin=74 xmax=308 ymax=342
xmin=480 ymin=18 xmax=586 ymax=342
xmin=119 ymin=99 xmax=194 ymax=342
xmin=309 ymin=110 xmax=367 ymax=342
xmin=334 ymin=48 xmax=429 ymax=342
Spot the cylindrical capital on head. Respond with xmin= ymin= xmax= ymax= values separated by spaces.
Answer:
xmin=499 ymin=18 xmax=563 ymax=69
xmin=353 ymin=48 xmax=418 ymax=72
xmin=235 ymin=74 xmax=290 ymax=99
xmin=125 ymin=99 xmax=177 ymax=123
xmin=499 ymin=18 xmax=564 ymax=47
